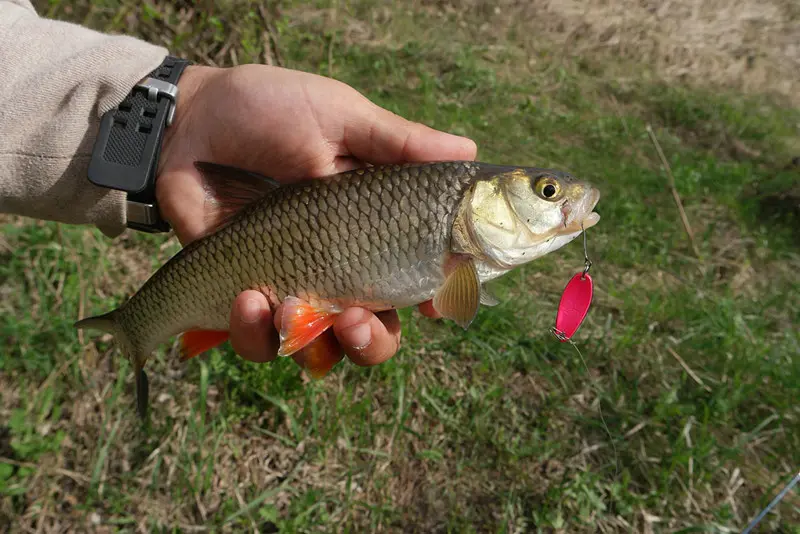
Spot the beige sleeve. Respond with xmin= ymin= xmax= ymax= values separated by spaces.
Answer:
xmin=0 ymin=0 xmax=169 ymax=237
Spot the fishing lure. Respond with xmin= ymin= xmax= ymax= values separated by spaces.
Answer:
xmin=553 ymin=227 xmax=593 ymax=341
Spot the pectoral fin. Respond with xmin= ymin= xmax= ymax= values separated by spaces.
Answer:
xmin=433 ymin=258 xmax=481 ymax=329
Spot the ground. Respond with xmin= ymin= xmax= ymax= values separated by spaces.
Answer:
xmin=1 ymin=0 xmax=799 ymax=532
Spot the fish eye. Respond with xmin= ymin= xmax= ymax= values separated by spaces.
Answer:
xmin=534 ymin=177 xmax=562 ymax=201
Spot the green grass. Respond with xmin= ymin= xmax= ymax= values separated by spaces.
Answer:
xmin=2 ymin=1 xmax=799 ymax=532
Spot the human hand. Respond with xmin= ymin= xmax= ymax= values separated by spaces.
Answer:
xmin=155 ymin=64 xmax=476 ymax=371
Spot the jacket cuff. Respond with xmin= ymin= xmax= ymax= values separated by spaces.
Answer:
xmin=0 ymin=1 xmax=170 ymax=237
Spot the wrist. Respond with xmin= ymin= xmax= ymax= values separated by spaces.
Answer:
xmin=159 ymin=65 xmax=218 ymax=172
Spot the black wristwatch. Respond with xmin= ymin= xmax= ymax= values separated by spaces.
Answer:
xmin=88 ymin=56 xmax=191 ymax=233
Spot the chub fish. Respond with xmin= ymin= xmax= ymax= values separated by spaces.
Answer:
xmin=76 ymin=161 xmax=601 ymax=416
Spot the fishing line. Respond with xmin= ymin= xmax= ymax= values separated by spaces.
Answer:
xmin=740 ymin=469 xmax=800 ymax=534
xmin=551 ymin=226 xmax=619 ymax=477
xmin=565 ymin=326 xmax=619 ymax=478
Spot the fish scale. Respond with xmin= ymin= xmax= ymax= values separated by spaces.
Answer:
xmin=115 ymin=161 xmax=480 ymax=357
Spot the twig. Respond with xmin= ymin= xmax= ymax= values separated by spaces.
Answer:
xmin=646 ymin=124 xmax=702 ymax=261
xmin=624 ymin=421 xmax=648 ymax=439
xmin=35 ymin=502 xmax=47 ymax=534
xmin=0 ymin=457 xmax=90 ymax=484
xmin=571 ymin=442 xmax=606 ymax=459
xmin=215 ymin=30 xmax=238 ymax=66
xmin=327 ymin=32 xmax=336 ymax=77
xmin=666 ymin=346 xmax=711 ymax=392
xmin=258 ymin=4 xmax=283 ymax=67
xmin=262 ymin=31 xmax=274 ymax=66
xmin=234 ymin=485 xmax=259 ymax=534
xmin=35 ymin=351 xmax=81 ymax=399
xmin=674 ymin=471 xmax=701 ymax=514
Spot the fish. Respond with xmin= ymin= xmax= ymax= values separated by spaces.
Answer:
xmin=75 ymin=161 xmax=601 ymax=417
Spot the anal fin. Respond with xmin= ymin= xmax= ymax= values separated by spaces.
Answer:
xmin=180 ymin=330 xmax=230 ymax=361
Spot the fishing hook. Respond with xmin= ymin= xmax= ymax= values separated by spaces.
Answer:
xmin=581 ymin=222 xmax=592 ymax=279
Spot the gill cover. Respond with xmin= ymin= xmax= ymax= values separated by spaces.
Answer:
xmin=452 ymin=166 xmax=600 ymax=271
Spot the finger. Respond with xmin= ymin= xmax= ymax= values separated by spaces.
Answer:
xmin=229 ymin=291 xmax=279 ymax=363
xmin=343 ymin=102 xmax=478 ymax=165
xmin=271 ymin=304 xmax=300 ymax=369
xmin=333 ymin=307 xmax=401 ymax=367
xmin=418 ymin=300 xmax=441 ymax=319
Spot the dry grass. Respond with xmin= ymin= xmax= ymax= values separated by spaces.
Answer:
xmin=435 ymin=0 xmax=800 ymax=106
xmin=2 ymin=1 xmax=798 ymax=532
xmin=288 ymin=0 xmax=800 ymax=106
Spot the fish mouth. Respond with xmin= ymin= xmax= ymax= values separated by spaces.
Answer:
xmin=560 ymin=211 xmax=600 ymax=234
xmin=579 ymin=211 xmax=601 ymax=230
xmin=559 ymin=188 xmax=601 ymax=235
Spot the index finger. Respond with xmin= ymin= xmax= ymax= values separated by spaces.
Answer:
xmin=333 ymin=307 xmax=402 ymax=367
xmin=343 ymin=103 xmax=478 ymax=165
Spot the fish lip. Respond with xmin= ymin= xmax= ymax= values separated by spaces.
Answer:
xmin=559 ymin=188 xmax=601 ymax=235
xmin=560 ymin=211 xmax=600 ymax=234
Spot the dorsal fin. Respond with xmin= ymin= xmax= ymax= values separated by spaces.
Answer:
xmin=194 ymin=161 xmax=282 ymax=236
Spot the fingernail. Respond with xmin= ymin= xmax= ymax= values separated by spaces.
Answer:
xmin=241 ymin=298 xmax=262 ymax=324
xmin=345 ymin=322 xmax=372 ymax=350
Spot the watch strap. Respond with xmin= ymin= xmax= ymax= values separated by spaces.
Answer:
xmin=88 ymin=56 xmax=191 ymax=232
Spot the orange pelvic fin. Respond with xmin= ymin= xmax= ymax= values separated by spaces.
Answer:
xmin=278 ymin=296 xmax=341 ymax=357
xmin=180 ymin=330 xmax=230 ymax=361
xmin=295 ymin=330 xmax=345 ymax=379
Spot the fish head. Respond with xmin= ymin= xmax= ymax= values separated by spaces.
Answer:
xmin=460 ymin=167 xmax=600 ymax=268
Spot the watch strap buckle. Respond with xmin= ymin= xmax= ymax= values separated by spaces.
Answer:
xmin=136 ymin=77 xmax=179 ymax=126
xmin=125 ymin=198 xmax=169 ymax=232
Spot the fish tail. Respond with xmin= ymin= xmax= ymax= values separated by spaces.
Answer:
xmin=135 ymin=366 xmax=149 ymax=419
xmin=75 ymin=310 xmax=150 ymax=419
xmin=74 ymin=311 xmax=118 ymax=334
